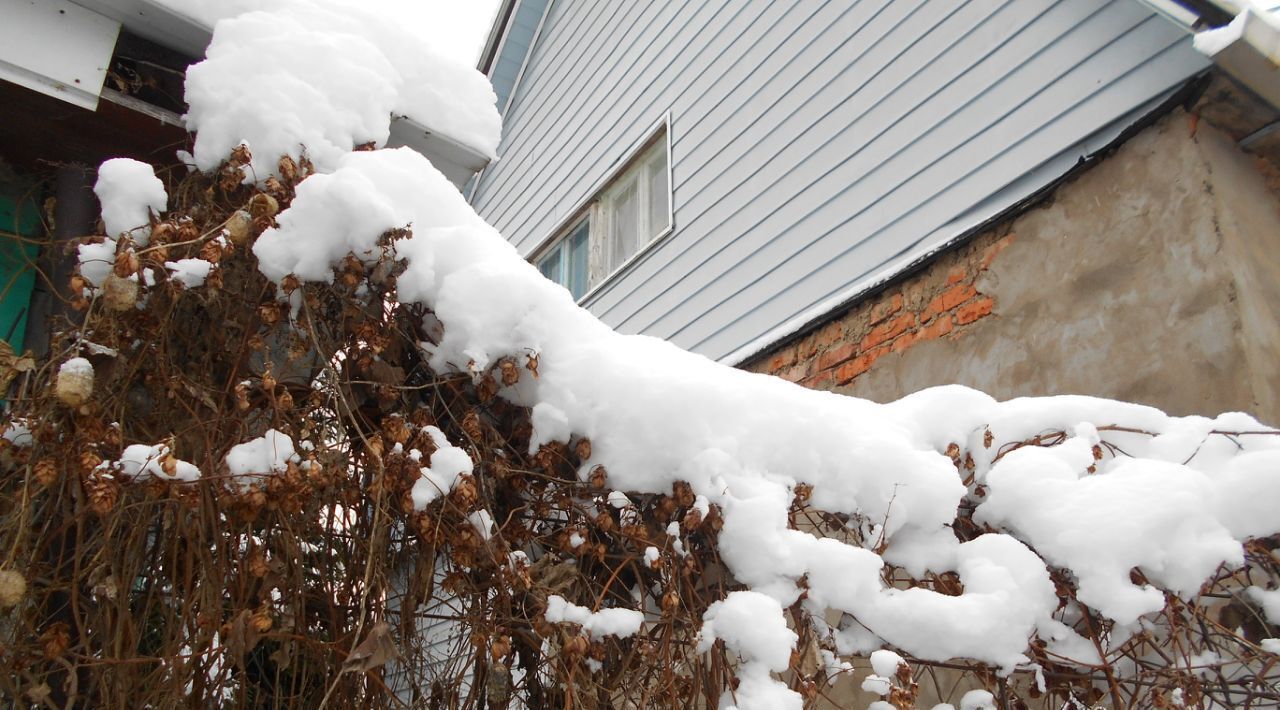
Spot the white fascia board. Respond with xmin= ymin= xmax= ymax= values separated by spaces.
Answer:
xmin=0 ymin=0 xmax=120 ymax=110
xmin=387 ymin=115 xmax=491 ymax=189
xmin=74 ymin=0 xmax=211 ymax=57
xmin=1195 ymin=7 xmax=1280 ymax=108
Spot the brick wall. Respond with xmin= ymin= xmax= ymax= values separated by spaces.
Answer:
xmin=744 ymin=229 xmax=1014 ymax=390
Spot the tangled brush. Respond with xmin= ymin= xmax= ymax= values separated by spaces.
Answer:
xmin=0 ymin=146 xmax=1278 ymax=710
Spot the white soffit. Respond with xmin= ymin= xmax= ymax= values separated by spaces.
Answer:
xmin=0 ymin=0 xmax=120 ymax=110
xmin=388 ymin=115 xmax=492 ymax=189
xmin=78 ymin=0 xmax=211 ymax=57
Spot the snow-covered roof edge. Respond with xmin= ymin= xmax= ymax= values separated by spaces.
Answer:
xmin=76 ymin=0 xmax=497 ymax=181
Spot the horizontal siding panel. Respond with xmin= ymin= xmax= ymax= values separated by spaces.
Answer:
xmin=479 ymin=0 xmax=794 ymax=243
xmin=474 ymin=1 xmax=660 ymax=225
xmin=591 ymin=0 xmax=1030 ymax=324
xmin=684 ymin=40 xmax=1208 ymax=359
xmin=603 ymin=1 xmax=1154 ymax=335
xmin=471 ymin=0 xmax=1209 ymax=362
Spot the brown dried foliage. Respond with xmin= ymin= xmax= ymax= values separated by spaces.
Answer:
xmin=0 ymin=148 xmax=1277 ymax=709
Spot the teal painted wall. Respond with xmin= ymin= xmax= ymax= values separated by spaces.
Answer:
xmin=1 ymin=189 xmax=42 ymax=354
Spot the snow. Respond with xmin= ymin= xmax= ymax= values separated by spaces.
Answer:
xmin=1194 ymin=3 xmax=1280 ymax=56
xmin=544 ymin=595 xmax=643 ymax=639
xmin=1247 ymin=587 xmax=1280 ymax=623
xmin=59 ymin=357 xmax=93 ymax=378
xmin=409 ymin=426 xmax=473 ymax=509
xmin=698 ymin=592 xmax=802 ymax=710
xmin=870 ymin=649 xmax=904 ymax=677
xmin=77 ymin=238 xmax=117 ymax=288
xmin=975 ymin=436 xmax=1245 ymax=625
xmin=181 ymin=0 xmax=500 ymax=178
xmin=93 ymin=158 xmax=167 ymax=243
xmin=250 ymin=133 xmax=1280 ymax=695
xmin=607 ymin=490 xmax=631 ymax=509
xmin=861 ymin=673 xmax=891 ymax=696
xmin=2 ymin=421 xmax=32 ymax=447
xmin=225 ymin=429 xmax=296 ymax=489
xmin=1263 ymin=638 xmax=1280 ymax=654
xmin=468 ymin=509 xmax=494 ymax=541
xmin=253 ymin=148 xmax=483 ymax=283
xmin=643 ymin=546 xmax=660 ymax=567
xmin=165 ymin=258 xmax=214 ymax=288
xmin=106 ymin=443 xmax=201 ymax=482
xmin=959 ymin=689 xmax=996 ymax=710
xmin=131 ymin=3 xmax=1280 ymax=705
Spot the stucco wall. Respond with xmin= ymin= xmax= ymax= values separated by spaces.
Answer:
xmin=748 ymin=110 xmax=1280 ymax=427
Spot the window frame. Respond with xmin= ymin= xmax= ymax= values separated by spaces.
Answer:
xmin=529 ymin=113 xmax=673 ymax=304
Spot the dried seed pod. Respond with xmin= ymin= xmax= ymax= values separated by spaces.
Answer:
xmin=452 ymin=474 xmax=478 ymax=510
xmin=462 ymin=410 xmax=483 ymax=442
xmin=278 ymin=155 xmax=299 ymax=183
xmin=589 ymin=465 xmax=607 ymax=489
xmin=490 ymin=634 xmax=512 ymax=661
xmin=225 ymin=210 xmax=253 ymax=244
xmin=655 ymin=495 xmax=676 ymax=520
xmin=85 ymin=473 xmax=120 ymax=515
xmin=661 ymin=589 xmax=680 ymax=615
xmin=498 ymin=358 xmax=519 ymax=386
xmin=102 ymin=273 xmax=139 ymax=311
xmin=574 ymin=437 xmax=592 ymax=461
xmin=176 ymin=218 xmax=199 ymax=242
xmin=33 ymin=458 xmax=57 ymax=486
xmin=234 ymin=381 xmax=251 ymax=411
xmin=793 ymin=483 xmax=812 ymax=505
xmin=40 ymin=622 xmax=70 ymax=659
xmin=230 ymin=143 xmax=252 ymax=166
xmin=477 ymin=374 xmax=498 ymax=402
xmin=198 ymin=238 xmax=224 ymax=264
xmin=248 ymin=193 xmax=279 ymax=220
xmin=150 ymin=221 xmax=175 ymax=244
xmin=258 ymin=302 xmax=281 ymax=326
xmin=206 ymin=266 xmax=224 ymax=290
xmin=672 ymin=480 xmax=695 ymax=508
xmin=161 ymin=451 xmax=178 ymax=477
xmin=112 ymin=248 xmax=140 ymax=278
xmin=78 ymin=448 xmax=103 ymax=473
xmin=247 ymin=550 xmax=269 ymax=578
xmin=250 ymin=607 xmax=273 ymax=633
xmin=263 ymin=176 xmax=285 ymax=197
xmin=563 ymin=635 xmax=589 ymax=658
xmin=55 ymin=358 xmax=94 ymax=407
xmin=0 ymin=569 xmax=27 ymax=608
xmin=945 ymin=442 xmax=962 ymax=466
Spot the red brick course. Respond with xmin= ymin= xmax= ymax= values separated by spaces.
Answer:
xmin=746 ymin=231 xmax=1013 ymax=389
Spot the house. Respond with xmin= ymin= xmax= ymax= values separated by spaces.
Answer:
xmin=0 ymin=0 xmax=492 ymax=363
xmin=468 ymin=0 xmax=1280 ymax=426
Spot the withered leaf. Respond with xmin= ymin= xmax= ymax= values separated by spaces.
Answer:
xmin=341 ymin=621 xmax=400 ymax=674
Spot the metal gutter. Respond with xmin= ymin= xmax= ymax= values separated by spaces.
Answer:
xmin=1193 ymin=5 xmax=1280 ymax=109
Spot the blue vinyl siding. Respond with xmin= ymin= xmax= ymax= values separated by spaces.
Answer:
xmin=471 ymin=0 xmax=1209 ymax=363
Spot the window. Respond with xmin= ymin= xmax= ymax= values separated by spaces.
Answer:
xmin=536 ymin=218 xmax=589 ymax=299
xmin=533 ymin=124 xmax=671 ymax=300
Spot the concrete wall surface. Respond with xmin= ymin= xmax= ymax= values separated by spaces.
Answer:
xmin=750 ymin=109 xmax=1280 ymax=427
